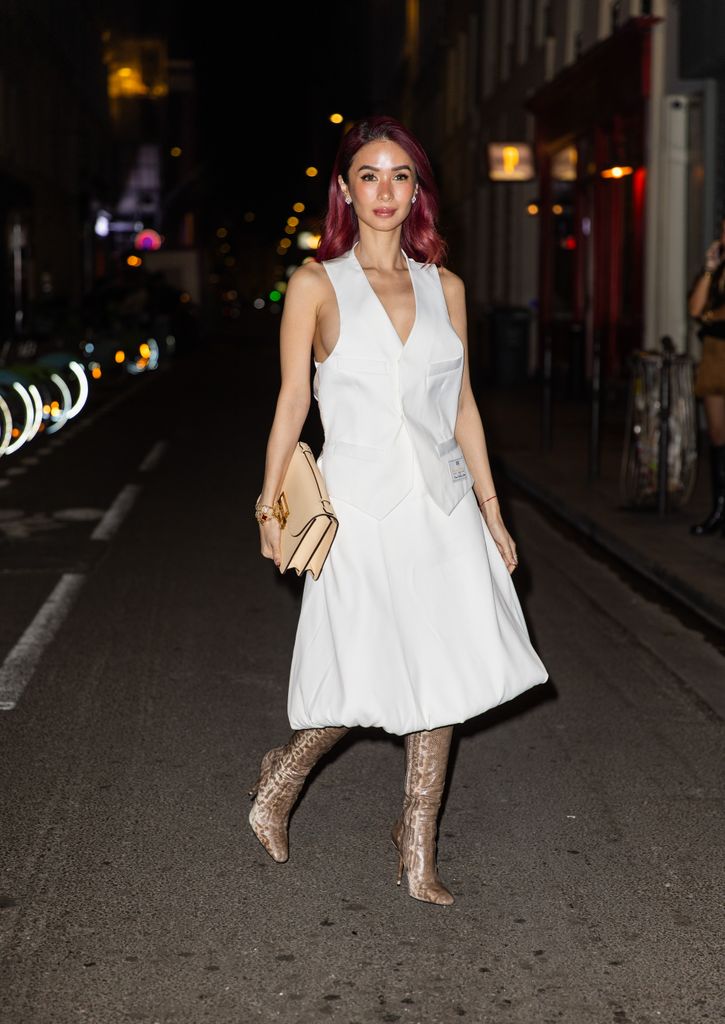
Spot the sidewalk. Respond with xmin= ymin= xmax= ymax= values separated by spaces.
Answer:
xmin=479 ymin=383 xmax=725 ymax=635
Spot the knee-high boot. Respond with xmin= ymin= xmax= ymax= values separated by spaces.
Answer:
xmin=391 ymin=725 xmax=454 ymax=906
xmin=690 ymin=444 xmax=725 ymax=535
xmin=248 ymin=726 xmax=349 ymax=862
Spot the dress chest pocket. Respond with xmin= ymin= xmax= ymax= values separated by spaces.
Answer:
xmin=427 ymin=354 xmax=463 ymax=377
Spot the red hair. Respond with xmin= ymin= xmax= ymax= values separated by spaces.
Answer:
xmin=316 ymin=115 xmax=447 ymax=266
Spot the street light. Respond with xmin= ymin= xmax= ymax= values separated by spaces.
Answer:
xmin=600 ymin=165 xmax=633 ymax=179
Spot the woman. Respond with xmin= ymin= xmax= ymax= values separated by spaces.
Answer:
xmin=250 ymin=116 xmax=549 ymax=905
xmin=689 ymin=218 xmax=725 ymax=536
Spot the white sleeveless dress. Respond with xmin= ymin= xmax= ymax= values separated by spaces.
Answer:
xmin=286 ymin=244 xmax=548 ymax=736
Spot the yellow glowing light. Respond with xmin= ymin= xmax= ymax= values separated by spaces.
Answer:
xmin=108 ymin=63 xmax=151 ymax=99
xmin=115 ymin=350 xmax=125 ymax=363
xmin=279 ymin=238 xmax=292 ymax=249
xmin=502 ymin=146 xmax=520 ymax=175
xmin=284 ymin=225 xmax=296 ymax=235
xmin=287 ymin=216 xmax=299 ymax=227
xmin=552 ymin=203 xmax=564 ymax=215
xmin=243 ymin=211 xmax=255 ymax=222
xmin=276 ymin=246 xmax=287 ymax=255
xmin=127 ymin=255 xmax=142 ymax=267
xmin=329 ymin=113 xmax=344 ymax=124
xmin=170 ymin=146 xmax=182 ymax=157
xmin=527 ymin=203 xmax=539 ymax=216
xmin=601 ymin=165 xmax=633 ymax=179
xmin=91 ymin=366 xmax=102 ymax=379
xmin=293 ymin=202 xmax=305 ymax=213
xmin=180 ymin=292 xmax=191 ymax=302
xmin=139 ymin=342 xmax=151 ymax=358
xmin=216 ymin=227 xmax=228 ymax=238
xmin=298 ymin=231 xmax=321 ymax=250
xmin=136 ymin=358 xmax=148 ymax=369
xmin=43 ymin=404 xmax=51 ymax=414
xmin=220 ymin=242 xmax=231 ymax=253
xmin=305 ymin=166 xmax=318 ymax=177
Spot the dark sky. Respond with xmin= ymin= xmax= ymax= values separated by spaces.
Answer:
xmin=147 ymin=2 xmax=372 ymax=229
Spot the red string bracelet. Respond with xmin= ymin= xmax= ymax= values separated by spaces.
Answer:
xmin=477 ymin=494 xmax=497 ymax=507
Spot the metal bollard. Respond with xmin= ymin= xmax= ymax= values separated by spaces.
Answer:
xmin=657 ymin=336 xmax=674 ymax=518
xmin=541 ymin=323 xmax=552 ymax=452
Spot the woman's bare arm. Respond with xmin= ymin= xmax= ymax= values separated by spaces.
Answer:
xmin=689 ymin=240 xmax=723 ymax=317
xmin=440 ymin=268 xmax=518 ymax=573
xmin=257 ymin=264 xmax=324 ymax=565
xmin=688 ymin=271 xmax=712 ymax=318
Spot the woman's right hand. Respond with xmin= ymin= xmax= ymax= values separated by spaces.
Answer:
xmin=259 ymin=518 xmax=282 ymax=568
xmin=705 ymin=240 xmax=723 ymax=272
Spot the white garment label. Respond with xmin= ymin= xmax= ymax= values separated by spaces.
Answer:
xmin=448 ymin=456 xmax=467 ymax=482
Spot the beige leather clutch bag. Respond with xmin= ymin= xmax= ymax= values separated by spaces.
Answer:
xmin=277 ymin=442 xmax=338 ymax=580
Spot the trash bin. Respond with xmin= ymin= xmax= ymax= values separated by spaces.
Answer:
xmin=620 ymin=348 xmax=697 ymax=509
xmin=489 ymin=307 xmax=530 ymax=387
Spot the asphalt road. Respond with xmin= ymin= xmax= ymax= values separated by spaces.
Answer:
xmin=0 ymin=328 xmax=723 ymax=1024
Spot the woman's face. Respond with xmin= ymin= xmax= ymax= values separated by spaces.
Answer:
xmin=339 ymin=139 xmax=418 ymax=232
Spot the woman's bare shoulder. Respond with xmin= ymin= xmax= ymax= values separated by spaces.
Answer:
xmin=437 ymin=266 xmax=466 ymax=305
xmin=286 ymin=261 xmax=331 ymax=303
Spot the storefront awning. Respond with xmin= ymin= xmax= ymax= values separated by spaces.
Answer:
xmin=525 ymin=17 xmax=660 ymax=145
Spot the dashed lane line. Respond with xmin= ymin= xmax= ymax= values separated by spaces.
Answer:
xmin=0 ymin=573 xmax=86 ymax=710
xmin=0 ymin=439 xmax=169 ymax=711
xmin=138 ymin=440 xmax=167 ymax=473
xmin=90 ymin=484 xmax=142 ymax=542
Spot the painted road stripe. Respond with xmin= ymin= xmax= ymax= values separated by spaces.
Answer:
xmin=0 ymin=573 xmax=86 ymax=710
xmin=91 ymin=484 xmax=142 ymax=542
xmin=138 ymin=440 xmax=167 ymax=473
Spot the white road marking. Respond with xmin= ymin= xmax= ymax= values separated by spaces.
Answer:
xmin=53 ymin=508 xmax=105 ymax=523
xmin=138 ymin=440 xmax=167 ymax=473
xmin=91 ymin=484 xmax=142 ymax=542
xmin=0 ymin=573 xmax=86 ymax=710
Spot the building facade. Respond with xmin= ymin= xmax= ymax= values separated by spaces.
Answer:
xmin=373 ymin=0 xmax=718 ymax=394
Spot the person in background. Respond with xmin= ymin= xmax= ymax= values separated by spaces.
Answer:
xmin=688 ymin=217 xmax=725 ymax=536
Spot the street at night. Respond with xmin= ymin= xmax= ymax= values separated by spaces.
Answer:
xmin=2 ymin=2 xmax=725 ymax=1022
xmin=0 ymin=333 xmax=722 ymax=1023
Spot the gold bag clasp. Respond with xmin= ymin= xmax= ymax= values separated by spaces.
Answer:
xmin=276 ymin=491 xmax=290 ymax=528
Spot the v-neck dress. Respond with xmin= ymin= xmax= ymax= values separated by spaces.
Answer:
xmin=286 ymin=245 xmax=548 ymax=736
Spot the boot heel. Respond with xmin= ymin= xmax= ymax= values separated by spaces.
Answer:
xmin=396 ymin=851 xmax=404 ymax=886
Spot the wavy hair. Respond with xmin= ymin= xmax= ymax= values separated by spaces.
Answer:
xmin=315 ymin=115 xmax=447 ymax=266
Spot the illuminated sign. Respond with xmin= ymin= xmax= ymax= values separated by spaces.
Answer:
xmin=551 ymin=145 xmax=578 ymax=182
xmin=487 ymin=143 xmax=535 ymax=181
xmin=134 ymin=229 xmax=162 ymax=251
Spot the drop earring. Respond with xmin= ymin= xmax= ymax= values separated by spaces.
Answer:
xmin=344 ymin=195 xmax=352 ymax=205
xmin=411 ymin=190 xmax=418 ymax=205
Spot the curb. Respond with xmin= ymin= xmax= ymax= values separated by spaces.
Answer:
xmin=494 ymin=456 xmax=725 ymax=636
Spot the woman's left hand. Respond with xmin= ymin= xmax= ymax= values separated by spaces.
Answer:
xmin=481 ymin=510 xmax=518 ymax=574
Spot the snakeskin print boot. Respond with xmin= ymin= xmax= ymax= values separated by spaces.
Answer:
xmin=391 ymin=726 xmax=454 ymax=905
xmin=248 ymin=727 xmax=349 ymax=862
